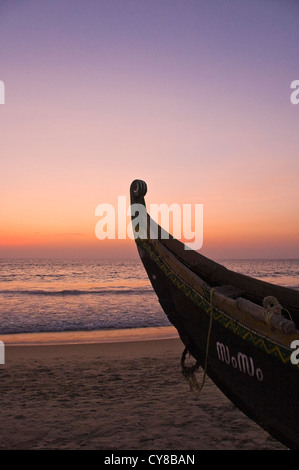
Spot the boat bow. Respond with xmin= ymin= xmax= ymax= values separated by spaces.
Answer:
xmin=130 ymin=179 xmax=299 ymax=450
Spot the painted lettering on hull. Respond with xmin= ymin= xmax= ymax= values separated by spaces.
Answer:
xmin=216 ymin=342 xmax=263 ymax=381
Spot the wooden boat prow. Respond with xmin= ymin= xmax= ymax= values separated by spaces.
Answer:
xmin=130 ymin=179 xmax=299 ymax=450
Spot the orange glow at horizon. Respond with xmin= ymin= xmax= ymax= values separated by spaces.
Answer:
xmin=1 ymin=193 xmax=299 ymax=259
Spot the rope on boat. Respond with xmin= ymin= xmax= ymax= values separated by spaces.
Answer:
xmin=263 ymin=296 xmax=280 ymax=326
xmin=181 ymin=288 xmax=215 ymax=393
xmin=263 ymin=296 xmax=293 ymax=326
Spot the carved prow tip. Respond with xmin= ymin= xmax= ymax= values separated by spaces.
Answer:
xmin=130 ymin=180 xmax=147 ymax=198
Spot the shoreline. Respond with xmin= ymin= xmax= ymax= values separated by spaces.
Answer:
xmin=0 ymin=325 xmax=178 ymax=347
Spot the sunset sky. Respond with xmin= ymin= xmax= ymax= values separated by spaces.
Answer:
xmin=1 ymin=0 xmax=299 ymax=259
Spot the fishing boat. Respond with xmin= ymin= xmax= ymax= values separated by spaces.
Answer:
xmin=130 ymin=179 xmax=299 ymax=450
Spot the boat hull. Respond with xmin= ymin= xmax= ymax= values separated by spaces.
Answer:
xmin=136 ymin=238 xmax=299 ymax=450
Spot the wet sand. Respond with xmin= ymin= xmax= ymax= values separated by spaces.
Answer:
xmin=0 ymin=335 xmax=287 ymax=450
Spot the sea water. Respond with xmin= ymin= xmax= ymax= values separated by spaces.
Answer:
xmin=0 ymin=258 xmax=298 ymax=336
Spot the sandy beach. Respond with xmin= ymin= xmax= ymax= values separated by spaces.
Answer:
xmin=0 ymin=331 xmax=287 ymax=451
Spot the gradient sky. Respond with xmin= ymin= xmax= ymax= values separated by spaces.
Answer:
xmin=1 ymin=0 xmax=299 ymax=259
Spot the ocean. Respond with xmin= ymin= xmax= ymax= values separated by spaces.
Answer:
xmin=0 ymin=258 xmax=299 ymax=337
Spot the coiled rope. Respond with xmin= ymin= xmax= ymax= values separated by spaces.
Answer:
xmin=181 ymin=288 xmax=215 ymax=393
xmin=263 ymin=295 xmax=293 ymax=326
